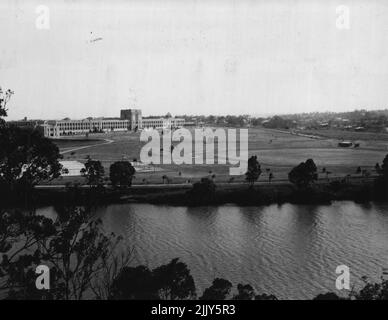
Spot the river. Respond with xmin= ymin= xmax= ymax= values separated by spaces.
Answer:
xmin=38 ymin=201 xmax=388 ymax=299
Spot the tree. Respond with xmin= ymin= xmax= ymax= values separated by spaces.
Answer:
xmin=262 ymin=116 xmax=296 ymax=129
xmin=381 ymin=154 xmax=388 ymax=177
xmin=1 ymin=205 xmax=123 ymax=300
xmin=231 ymin=283 xmax=277 ymax=300
xmin=0 ymin=126 xmax=63 ymax=194
xmin=109 ymin=265 xmax=158 ymax=300
xmin=233 ymin=284 xmax=255 ymax=300
xmin=188 ymin=177 xmax=216 ymax=203
xmin=351 ymin=276 xmax=388 ymax=300
xmin=0 ymin=87 xmax=14 ymax=125
xmin=0 ymin=209 xmax=49 ymax=299
xmin=110 ymin=258 xmax=196 ymax=300
xmin=153 ymin=258 xmax=196 ymax=300
xmin=374 ymin=154 xmax=388 ymax=200
xmin=0 ymin=89 xmax=64 ymax=199
xmin=109 ymin=161 xmax=136 ymax=187
xmin=245 ymin=155 xmax=262 ymax=186
xmin=288 ymin=159 xmax=318 ymax=188
xmin=81 ymin=157 xmax=104 ymax=187
xmin=200 ymin=278 xmax=232 ymax=300
xmin=255 ymin=293 xmax=278 ymax=300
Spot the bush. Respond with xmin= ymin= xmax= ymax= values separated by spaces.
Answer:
xmin=109 ymin=161 xmax=136 ymax=188
xmin=187 ymin=178 xmax=216 ymax=204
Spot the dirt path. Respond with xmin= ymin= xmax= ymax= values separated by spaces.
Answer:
xmin=60 ymin=139 xmax=114 ymax=155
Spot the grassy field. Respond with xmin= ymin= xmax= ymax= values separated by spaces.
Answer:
xmin=51 ymin=127 xmax=388 ymax=185
xmin=53 ymin=137 xmax=103 ymax=149
xmin=297 ymin=128 xmax=388 ymax=150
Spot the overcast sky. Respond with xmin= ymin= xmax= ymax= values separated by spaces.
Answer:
xmin=1 ymin=0 xmax=388 ymax=120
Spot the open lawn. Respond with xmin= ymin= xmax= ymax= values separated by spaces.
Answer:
xmin=296 ymin=128 xmax=388 ymax=150
xmin=52 ymin=137 xmax=103 ymax=149
xmin=50 ymin=127 xmax=388 ymax=185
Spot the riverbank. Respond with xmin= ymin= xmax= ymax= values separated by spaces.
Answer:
xmin=5 ymin=176 xmax=387 ymax=208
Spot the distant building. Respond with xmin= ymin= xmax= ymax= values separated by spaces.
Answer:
xmin=183 ymin=121 xmax=197 ymax=127
xmin=120 ymin=109 xmax=142 ymax=130
xmin=8 ymin=109 xmax=187 ymax=138
xmin=338 ymin=141 xmax=353 ymax=147
xmin=41 ymin=118 xmax=131 ymax=138
xmin=142 ymin=117 xmax=185 ymax=129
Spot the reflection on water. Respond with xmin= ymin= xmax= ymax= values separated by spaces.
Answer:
xmin=38 ymin=201 xmax=388 ymax=299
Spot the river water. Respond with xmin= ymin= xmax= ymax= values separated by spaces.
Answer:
xmin=38 ymin=201 xmax=388 ymax=299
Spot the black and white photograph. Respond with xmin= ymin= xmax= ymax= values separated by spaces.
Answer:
xmin=1 ymin=0 xmax=388 ymax=312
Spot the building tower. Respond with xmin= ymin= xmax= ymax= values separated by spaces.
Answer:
xmin=120 ymin=109 xmax=142 ymax=130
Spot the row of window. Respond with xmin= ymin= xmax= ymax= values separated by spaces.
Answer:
xmin=56 ymin=121 xmax=131 ymax=130
xmin=142 ymin=120 xmax=185 ymax=127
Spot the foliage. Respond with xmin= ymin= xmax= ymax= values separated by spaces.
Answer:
xmin=153 ymin=258 xmax=196 ymax=300
xmin=312 ymin=277 xmax=388 ymax=300
xmin=254 ymin=293 xmax=278 ymax=300
xmin=262 ymin=115 xmax=296 ymax=129
xmin=81 ymin=157 xmax=105 ymax=187
xmin=0 ymin=126 xmax=63 ymax=193
xmin=233 ymin=284 xmax=255 ymax=300
xmin=231 ymin=283 xmax=277 ymax=300
xmin=91 ymin=244 xmax=133 ymax=300
xmin=0 ymin=87 xmax=14 ymax=125
xmin=245 ymin=155 xmax=262 ymax=186
xmin=381 ymin=154 xmax=388 ymax=177
xmin=188 ymin=177 xmax=216 ymax=203
xmin=0 ymin=88 xmax=63 ymax=200
xmin=351 ymin=276 xmax=388 ymax=300
xmin=110 ymin=258 xmax=196 ymax=300
xmin=109 ymin=265 xmax=158 ymax=299
xmin=313 ymin=292 xmax=341 ymax=300
xmin=288 ymin=158 xmax=318 ymax=188
xmin=0 ymin=206 xmax=124 ymax=300
xmin=200 ymin=278 xmax=232 ymax=300
xmin=374 ymin=154 xmax=388 ymax=199
xmin=109 ymin=161 xmax=136 ymax=187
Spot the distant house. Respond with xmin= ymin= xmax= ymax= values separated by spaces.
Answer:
xmin=338 ymin=141 xmax=353 ymax=147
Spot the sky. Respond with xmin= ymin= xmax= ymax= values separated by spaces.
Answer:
xmin=1 ymin=0 xmax=388 ymax=120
